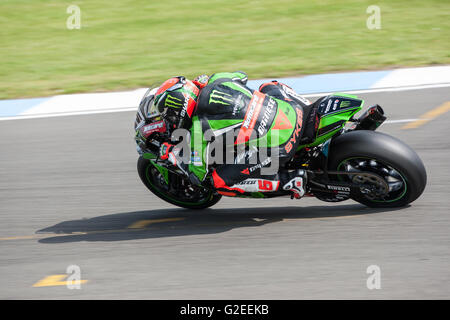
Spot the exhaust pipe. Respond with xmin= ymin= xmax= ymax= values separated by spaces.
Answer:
xmin=355 ymin=104 xmax=386 ymax=131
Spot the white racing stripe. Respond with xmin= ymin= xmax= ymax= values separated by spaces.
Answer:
xmin=384 ymin=119 xmax=423 ymax=124
xmin=0 ymin=107 xmax=137 ymax=121
xmin=1 ymin=78 xmax=449 ymax=122
xmin=302 ymin=83 xmax=450 ymax=98
xmin=371 ymin=66 xmax=450 ymax=88
xmin=20 ymin=88 xmax=148 ymax=116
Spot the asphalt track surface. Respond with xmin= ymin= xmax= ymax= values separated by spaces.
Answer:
xmin=0 ymin=87 xmax=449 ymax=299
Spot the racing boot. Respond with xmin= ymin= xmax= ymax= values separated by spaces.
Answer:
xmin=282 ymin=169 xmax=308 ymax=199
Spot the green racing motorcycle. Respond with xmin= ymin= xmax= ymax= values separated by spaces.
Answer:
xmin=134 ymin=91 xmax=427 ymax=210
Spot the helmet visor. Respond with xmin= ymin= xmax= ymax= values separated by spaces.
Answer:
xmin=146 ymin=97 xmax=160 ymax=119
xmin=135 ymin=87 xmax=160 ymax=131
xmin=141 ymin=87 xmax=160 ymax=119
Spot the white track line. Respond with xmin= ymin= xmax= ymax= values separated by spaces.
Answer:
xmin=1 ymin=83 xmax=449 ymax=122
xmin=302 ymin=83 xmax=450 ymax=98
xmin=0 ymin=107 xmax=137 ymax=121
xmin=385 ymin=119 xmax=423 ymax=124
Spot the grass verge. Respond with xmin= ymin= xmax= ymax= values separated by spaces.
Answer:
xmin=0 ymin=0 xmax=449 ymax=99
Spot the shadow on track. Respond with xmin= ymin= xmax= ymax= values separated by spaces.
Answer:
xmin=36 ymin=204 xmax=407 ymax=244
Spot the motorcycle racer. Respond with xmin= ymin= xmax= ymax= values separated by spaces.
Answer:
xmin=142 ymin=72 xmax=320 ymax=199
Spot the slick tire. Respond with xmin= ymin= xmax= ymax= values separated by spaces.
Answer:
xmin=328 ymin=130 xmax=427 ymax=208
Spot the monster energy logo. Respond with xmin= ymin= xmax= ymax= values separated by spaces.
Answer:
xmin=209 ymin=90 xmax=233 ymax=106
xmin=165 ymin=94 xmax=183 ymax=108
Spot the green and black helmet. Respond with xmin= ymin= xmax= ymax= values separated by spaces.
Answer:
xmin=154 ymin=76 xmax=200 ymax=130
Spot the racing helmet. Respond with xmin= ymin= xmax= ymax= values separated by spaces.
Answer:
xmin=153 ymin=76 xmax=199 ymax=130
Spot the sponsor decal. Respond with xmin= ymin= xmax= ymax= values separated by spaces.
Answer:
xmin=231 ymin=178 xmax=279 ymax=192
xmin=258 ymin=179 xmax=277 ymax=191
xmin=234 ymin=179 xmax=257 ymax=185
xmin=179 ymin=95 xmax=190 ymax=119
xmin=340 ymin=100 xmax=351 ymax=108
xmin=243 ymin=95 xmax=259 ymax=128
xmin=282 ymin=85 xmax=311 ymax=105
xmin=257 ymin=98 xmax=276 ymax=135
xmin=165 ymin=94 xmax=183 ymax=109
xmin=333 ymin=99 xmax=340 ymax=111
xmin=272 ymin=108 xmax=293 ymax=130
xmin=248 ymin=157 xmax=272 ymax=173
xmin=279 ymin=88 xmax=292 ymax=101
xmin=325 ymin=99 xmax=332 ymax=113
xmin=141 ymin=120 xmax=166 ymax=138
xmin=284 ymin=108 xmax=303 ymax=153
xmin=191 ymin=150 xmax=202 ymax=166
xmin=235 ymin=91 xmax=265 ymax=144
xmin=209 ymin=90 xmax=234 ymax=106
xmin=326 ymin=185 xmax=351 ymax=192
xmin=179 ymin=93 xmax=196 ymax=120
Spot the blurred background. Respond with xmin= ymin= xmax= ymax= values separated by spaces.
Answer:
xmin=1 ymin=0 xmax=449 ymax=99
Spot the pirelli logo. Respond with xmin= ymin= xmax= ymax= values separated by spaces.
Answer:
xmin=327 ymin=185 xmax=351 ymax=192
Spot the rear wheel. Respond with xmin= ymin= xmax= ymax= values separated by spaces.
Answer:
xmin=328 ymin=131 xmax=427 ymax=208
xmin=137 ymin=156 xmax=222 ymax=209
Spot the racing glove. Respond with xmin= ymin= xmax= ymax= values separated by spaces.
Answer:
xmin=160 ymin=142 xmax=176 ymax=163
xmin=193 ymin=74 xmax=209 ymax=89
xmin=232 ymin=71 xmax=248 ymax=85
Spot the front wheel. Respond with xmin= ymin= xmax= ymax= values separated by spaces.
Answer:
xmin=137 ymin=156 xmax=222 ymax=209
xmin=328 ymin=131 xmax=427 ymax=208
